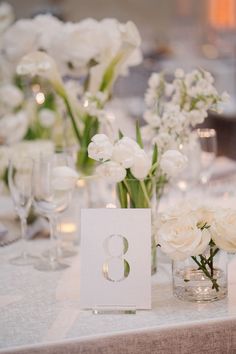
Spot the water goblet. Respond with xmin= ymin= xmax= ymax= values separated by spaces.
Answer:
xmin=196 ymin=128 xmax=217 ymax=190
xmin=8 ymin=157 xmax=38 ymax=266
xmin=33 ymin=153 xmax=73 ymax=271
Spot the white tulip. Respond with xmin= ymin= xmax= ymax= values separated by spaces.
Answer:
xmin=130 ymin=150 xmax=151 ymax=180
xmin=112 ymin=137 xmax=140 ymax=168
xmin=38 ymin=109 xmax=56 ymax=128
xmin=211 ymin=209 xmax=236 ymax=252
xmin=96 ymin=161 xmax=126 ymax=182
xmin=88 ymin=134 xmax=113 ymax=162
xmin=52 ymin=166 xmax=78 ymax=191
xmin=160 ymin=150 xmax=187 ymax=177
xmin=17 ymin=51 xmax=65 ymax=95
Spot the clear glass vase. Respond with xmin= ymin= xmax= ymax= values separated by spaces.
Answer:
xmin=117 ymin=177 xmax=161 ymax=275
xmin=172 ymin=248 xmax=228 ymax=302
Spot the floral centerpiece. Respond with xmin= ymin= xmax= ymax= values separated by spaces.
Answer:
xmin=157 ymin=205 xmax=236 ymax=302
xmin=88 ymin=124 xmax=187 ymax=273
xmin=1 ymin=14 xmax=142 ymax=175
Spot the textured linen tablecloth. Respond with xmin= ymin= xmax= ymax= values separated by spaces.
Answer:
xmin=1 ymin=241 xmax=236 ymax=354
xmin=1 ymin=157 xmax=236 ymax=354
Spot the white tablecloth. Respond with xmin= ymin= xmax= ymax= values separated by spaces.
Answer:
xmin=1 ymin=157 xmax=236 ymax=353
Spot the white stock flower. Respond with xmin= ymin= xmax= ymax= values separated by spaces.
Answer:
xmin=52 ymin=166 xmax=78 ymax=190
xmin=175 ymin=68 xmax=184 ymax=78
xmin=130 ymin=150 xmax=151 ymax=180
xmin=96 ymin=161 xmax=126 ymax=182
xmin=158 ymin=215 xmax=211 ymax=261
xmin=148 ymin=73 xmax=161 ymax=89
xmin=38 ymin=109 xmax=56 ymax=128
xmin=88 ymin=134 xmax=113 ymax=162
xmin=144 ymin=111 xmax=161 ymax=128
xmin=211 ymin=209 xmax=236 ymax=252
xmin=160 ymin=149 xmax=187 ymax=177
xmin=0 ymin=84 xmax=24 ymax=108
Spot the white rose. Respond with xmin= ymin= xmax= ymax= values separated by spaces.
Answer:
xmin=96 ymin=161 xmax=126 ymax=183
xmin=160 ymin=150 xmax=187 ymax=177
xmin=52 ymin=166 xmax=78 ymax=190
xmin=0 ymin=84 xmax=24 ymax=108
xmin=211 ymin=209 xmax=236 ymax=252
xmin=88 ymin=134 xmax=113 ymax=162
xmin=38 ymin=108 xmax=56 ymax=128
xmin=158 ymin=215 xmax=211 ymax=261
xmin=130 ymin=150 xmax=151 ymax=180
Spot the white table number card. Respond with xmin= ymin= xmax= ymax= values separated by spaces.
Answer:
xmin=80 ymin=208 xmax=151 ymax=311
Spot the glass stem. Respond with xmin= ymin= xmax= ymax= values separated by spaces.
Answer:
xmin=48 ymin=216 xmax=57 ymax=263
xmin=20 ymin=216 xmax=27 ymax=259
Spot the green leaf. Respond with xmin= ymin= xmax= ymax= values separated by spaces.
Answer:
xmin=118 ymin=129 xmax=124 ymax=139
xmin=135 ymin=121 xmax=143 ymax=148
xmin=152 ymin=144 xmax=158 ymax=166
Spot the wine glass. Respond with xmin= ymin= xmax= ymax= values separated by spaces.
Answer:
xmin=33 ymin=152 xmax=72 ymax=271
xmin=8 ymin=157 xmax=38 ymax=266
xmin=196 ymin=128 xmax=217 ymax=189
xmin=173 ymin=139 xmax=201 ymax=198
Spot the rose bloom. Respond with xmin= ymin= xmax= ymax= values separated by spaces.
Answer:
xmin=157 ymin=211 xmax=211 ymax=261
xmin=211 ymin=209 xmax=236 ymax=252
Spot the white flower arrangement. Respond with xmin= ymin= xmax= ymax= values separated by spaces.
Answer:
xmin=156 ymin=205 xmax=236 ymax=291
xmin=88 ymin=124 xmax=187 ymax=208
xmin=142 ymin=69 xmax=229 ymax=153
xmin=8 ymin=15 xmax=142 ymax=175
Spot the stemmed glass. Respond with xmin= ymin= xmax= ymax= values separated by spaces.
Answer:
xmin=174 ymin=139 xmax=201 ymax=198
xmin=8 ymin=157 xmax=38 ymax=266
xmin=33 ymin=153 xmax=72 ymax=271
xmin=196 ymin=128 xmax=217 ymax=190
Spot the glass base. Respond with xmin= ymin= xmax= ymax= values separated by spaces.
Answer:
xmin=34 ymin=259 xmax=69 ymax=272
xmin=43 ymin=247 xmax=77 ymax=259
xmin=10 ymin=254 xmax=38 ymax=266
xmin=173 ymin=267 xmax=227 ymax=302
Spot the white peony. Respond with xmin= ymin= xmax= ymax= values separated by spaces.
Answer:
xmin=160 ymin=149 xmax=187 ymax=177
xmin=158 ymin=213 xmax=211 ymax=261
xmin=96 ymin=161 xmax=126 ymax=182
xmin=0 ymin=84 xmax=24 ymax=108
xmin=211 ymin=209 xmax=236 ymax=252
xmin=130 ymin=150 xmax=151 ymax=180
xmin=88 ymin=134 xmax=113 ymax=162
xmin=38 ymin=108 xmax=56 ymax=128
